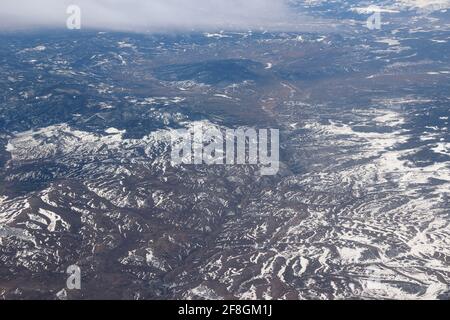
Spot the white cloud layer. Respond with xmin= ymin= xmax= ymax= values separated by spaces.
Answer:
xmin=0 ymin=0 xmax=302 ymax=32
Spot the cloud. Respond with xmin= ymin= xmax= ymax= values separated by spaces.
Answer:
xmin=0 ymin=0 xmax=303 ymax=32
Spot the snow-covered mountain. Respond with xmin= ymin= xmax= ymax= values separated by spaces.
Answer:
xmin=0 ymin=2 xmax=449 ymax=300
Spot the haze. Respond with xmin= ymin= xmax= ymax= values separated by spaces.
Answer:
xmin=0 ymin=0 xmax=300 ymax=32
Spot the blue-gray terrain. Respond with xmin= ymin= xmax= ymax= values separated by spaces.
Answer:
xmin=0 ymin=1 xmax=449 ymax=299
